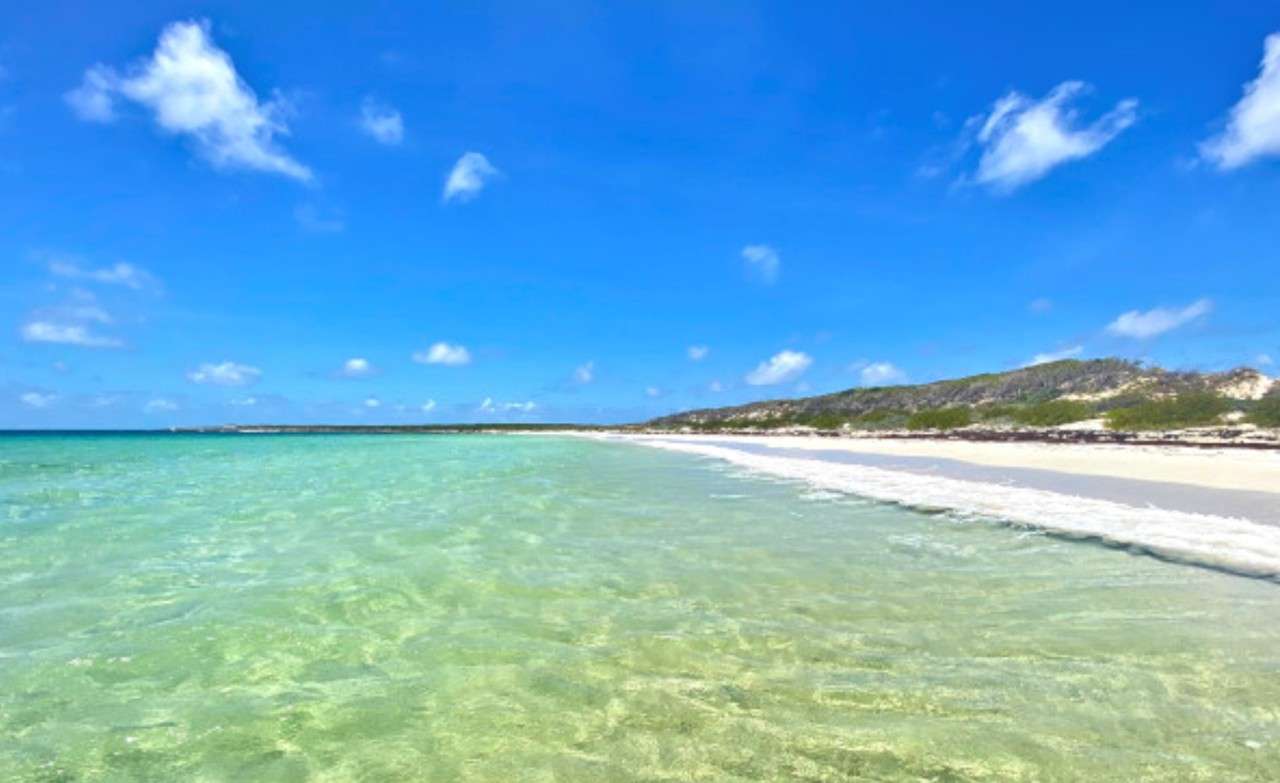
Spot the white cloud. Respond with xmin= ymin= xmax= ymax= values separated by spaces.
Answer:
xmin=859 ymin=361 xmax=907 ymax=386
xmin=21 ymin=320 xmax=122 ymax=348
xmin=340 ymin=357 xmax=374 ymax=377
xmin=413 ymin=342 xmax=471 ymax=366
xmin=65 ymin=65 xmax=117 ymax=122
xmin=1028 ymin=297 xmax=1053 ymax=314
xmin=363 ymin=397 xmax=381 ymax=409
xmin=970 ymin=81 xmax=1137 ymax=193
xmin=1255 ymin=354 xmax=1273 ymax=367
xmin=48 ymin=259 xmax=158 ymax=291
xmin=742 ymin=244 xmax=780 ymax=284
xmin=573 ymin=361 xmax=594 ymax=384
xmin=1026 ymin=345 xmax=1084 ymax=367
xmin=229 ymin=396 xmax=257 ymax=407
xmin=420 ymin=399 xmax=437 ymax=412
xmin=1201 ymin=33 xmax=1280 ymax=169
xmin=20 ymin=391 xmax=56 ymax=408
xmin=144 ymin=398 xmax=178 ymax=413
xmin=687 ymin=345 xmax=709 ymax=361
xmin=187 ymin=361 xmax=261 ymax=386
xmin=360 ymin=98 xmax=403 ymax=145
xmin=478 ymin=397 xmax=536 ymax=414
xmin=709 ymin=380 xmax=724 ymax=393
xmin=745 ymin=350 xmax=812 ymax=386
xmin=1105 ymin=299 xmax=1212 ymax=339
xmin=66 ymin=20 xmax=311 ymax=181
xmin=645 ymin=386 xmax=662 ymax=398
xmin=443 ymin=152 xmax=498 ymax=203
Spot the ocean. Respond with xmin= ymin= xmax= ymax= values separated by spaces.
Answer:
xmin=2 ymin=433 xmax=1278 ymax=780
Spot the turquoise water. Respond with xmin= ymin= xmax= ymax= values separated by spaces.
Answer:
xmin=2 ymin=433 xmax=1278 ymax=781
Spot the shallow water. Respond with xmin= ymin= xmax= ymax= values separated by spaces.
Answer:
xmin=2 ymin=433 xmax=1278 ymax=781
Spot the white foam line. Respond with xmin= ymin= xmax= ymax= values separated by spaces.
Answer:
xmin=610 ymin=435 xmax=1280 ymax=581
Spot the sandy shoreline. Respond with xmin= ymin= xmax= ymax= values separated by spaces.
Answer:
xmin=632 ymin=434 xmax=1280 ymax=493
xmin=583 ymin=433 xmax=1280 ymax=580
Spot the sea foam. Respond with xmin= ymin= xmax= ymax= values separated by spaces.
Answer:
xmin=618 ymin=436 xmax=1280 ymax=581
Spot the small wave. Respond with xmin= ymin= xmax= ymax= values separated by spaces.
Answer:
xmin=627 ymin=438 xmax=1280 ymax=582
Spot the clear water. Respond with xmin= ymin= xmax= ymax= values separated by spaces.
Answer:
xmin=2 ymin=433 xmax=1278 ymax=781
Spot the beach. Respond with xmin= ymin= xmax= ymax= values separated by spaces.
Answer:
xmin=593 ymin=433 xmax=1280 ymax=580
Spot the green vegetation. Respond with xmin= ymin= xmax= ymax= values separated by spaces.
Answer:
xmin=973 ymin=404 xmax=1017 ymax=421
xmin=1011 ymin=399 xmax=1094 ymax=427
xmin=906 ymin=407 xmax=972 ymax=431
xmin=647 ymin=360 xmax=1276 ymax=434
xmin=1245 ymin=396 xmax=1280 ymax=427
xmin=1105 ymin=392 xmax=1230 ymax=431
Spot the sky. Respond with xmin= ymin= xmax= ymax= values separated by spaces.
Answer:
xmin=3 ymin=2 xmax=1279 ymax=428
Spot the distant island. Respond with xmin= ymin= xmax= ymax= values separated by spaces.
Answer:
xmin=188 ymin=359 xmax=1280 ymax=448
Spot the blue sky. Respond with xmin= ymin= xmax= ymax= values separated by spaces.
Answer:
xmin=3 ymin=2 xmax=1279 ymax=427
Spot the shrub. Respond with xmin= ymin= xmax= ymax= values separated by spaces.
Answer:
xmin=906 ymin=407 xmax=972 ymax=431
xmin=847 ymin=409 xmax=909 ymax=430
xmin=1011 ymin=399 xmax=1093 ymax=427
xmin=974 ymin=404 xmax=1017 ymax=421
xmin=1105 ymin=393 xmax=1230 ymax=431
xmin=1246 ymin=396 xmax=1280 ymax=428
xmin=808 ymin=412 xmax=853 ymax=429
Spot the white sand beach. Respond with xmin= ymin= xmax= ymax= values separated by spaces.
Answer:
xmin=593 ymin=433 xmax=1280 ymax=580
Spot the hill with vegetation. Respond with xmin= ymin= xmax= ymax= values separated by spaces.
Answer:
xmin=649 ymin=359 xmax=1278 ymax=433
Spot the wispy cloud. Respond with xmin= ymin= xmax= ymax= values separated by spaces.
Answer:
xmin=1026 ymin=345 xmax=1083 ymax=367
xmin=687 ymin=345 xmax=709 ymax=361
xmin=360 ymin=98 xmax=404 ymax=145
xmin=573 ymin=361 xmax=594 ymax=384
xmin=1257 ymin=354 xmax=1274 ymax=367
xmin=21 ymin=320 xmax=122 ymax=348
xmin=967 ymin=81 xmax=1137 ymax=193
xmin=48 ymin=258 xmax=159 ymax=291
xmin=420 ymin=399 xmax=437 ymax=413
xmin=858 ymin=361 xmax=906 ymax=386
xmin=66 ymin=20 xmax=312 ymax=182
xmin=742 ymin=244 xmax=780 ymax=284
xmin=187 ymin=361 xmax=261 ymax=386
xmin=363 ymin=397 xmax=381 ymax=409
xmin=1200 ymin=33 xmax=1280 ymax=169
xmin=745 ymin=349 xmax=811 ymax=385
xmin=144 ymin=398 xmax=178 ymax=413
xmin=339 ymin=357 xmax=374 ymax=377
xmin=478 ymin=397 xmax=536 ymax=414
xmin=645 ymin=386 xmax=663 ymax=398
xmin=1105 ymin=299 xmax=1212 ymax=339
xmin=1028 ymin=297 xmax=1053 ymax=314
xmin=20 ymin=391 xmax=56 ymax=408
xmin=413 ymin=342 xmax=472 ymax=366
xmin=443 ymin=152 xmax=498 ymax=203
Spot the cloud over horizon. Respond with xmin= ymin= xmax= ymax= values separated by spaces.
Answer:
xmin=858 ymin=361 xmax=907 ymax=386
xmin=745 ymin=349 xmax=812 ymax=385
xmin=1026 ymin=345 xmax=1084 ymax=366
xmin=187 ymin=361 xmax=262 ymax=386
xmin=1105 ymin=299 xmax=1212 ymax=339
